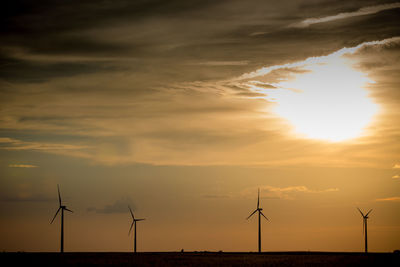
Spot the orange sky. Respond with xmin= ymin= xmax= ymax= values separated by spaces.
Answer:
xmin=0 ymin=0 xmax=399 ymax=252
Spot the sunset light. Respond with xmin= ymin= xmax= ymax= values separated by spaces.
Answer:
xmin=246 ymin=50 xmax=379 ymax=142
xmin=1 ymin=0 xmax=399 ymax=262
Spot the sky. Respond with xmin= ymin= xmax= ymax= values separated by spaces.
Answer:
xmin=0 ymin=0 xmax=399 ymax=252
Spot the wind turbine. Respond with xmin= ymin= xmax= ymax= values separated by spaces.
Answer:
xmin=357 ymin=208 xmax=372 ymax=253
xmin=128 ymin=206 xmax=145 ymax=253
xmin=247 ymin=188 xmax=269 ymax=253
xmin=50 ymin=184 xmax=73 ymax=253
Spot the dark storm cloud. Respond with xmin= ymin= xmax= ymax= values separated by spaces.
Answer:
xmin=1 ymin=0 xmax=399 ymax=84
xmin=1 ymin=0 xmax=222 ymax=35
xmin=1 ymin=0 xmax=223 ymax=57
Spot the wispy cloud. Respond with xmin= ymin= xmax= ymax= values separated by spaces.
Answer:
xmin=242 ymin=185 xmax=338 ymax=200
xmin=9 ymin=164 xmax=38 ymax=168
xmin=202 ymin=194 xmax=232 ymax=199
xmin=87 ymin=197 xmax=134 ymax=214
xmin=392 ymin=175 xmax=399 ymax=179
xmin=0 ymin=192 xmax=53 ymax=202
xmin=376 ymin=196 xmax=400 ymax=202
xmin=188 ymin=61 xmax=249 ymax=66
xmin=393 ymin=164 xmax=400 ymax=169
xmin=0 ymin=137 xmax=88 ymax=151
xmin=292 ymin=3 xmax=400 ymax=28
xmin=249 ymin=31 xmax=267 ymax=37
xmin=237 ymin=37 xmax=400 ymax=80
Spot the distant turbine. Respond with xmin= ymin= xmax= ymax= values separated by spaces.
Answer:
xmin=128 ymin=206 xmax=145 ymax=253
xmin=247 ymin=188 xmax=269 ymax=253
xmin=50 ymin=184 xmax=73 ymax=253
xmin=357 ymin=208 xmax=372 ymax=253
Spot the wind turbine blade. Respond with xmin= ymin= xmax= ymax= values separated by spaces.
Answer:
xmin=50 ymin=207 xmax=61 ymax=224
xmin=135 ymin=219 xmax=145 ymax=221
xmin=260 ymin=211 xmax=269 ymax=221
xmin=65 ymin=207 xmax=73 ymax=213
xmin=365 ymin=209 xmax=373 ymax=217
xmin=246 ymin=209 xmax=257 ymax=220
xmin=357 ymin=207 xmax=364 ymax=217
xmin=57 ymin=184 xmax=62 ymax=206
xmin=128 ymin=205 xmax=134 ymax=220
xmin=128 ymin=221 xmax=134 ymax=235
xmin=257 ymin=188 xmax=260 ymax=209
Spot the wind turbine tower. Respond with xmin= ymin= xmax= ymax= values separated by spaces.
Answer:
xmin=128 ymin=206 xmax=145 ymax=253
xmin=357 ymin=208 xmax=372 ymax=253
xmin=50 ymin=184 xmax=73 ymax=253
xmin=247 ymin=188 xmax=269 ymax=253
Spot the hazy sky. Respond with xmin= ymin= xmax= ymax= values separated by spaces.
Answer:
xmin=0 ymin=0 xmax=399 ymax=252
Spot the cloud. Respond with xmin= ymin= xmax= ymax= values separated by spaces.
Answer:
xmin=262 ymin=185 xmax=339 ymax=193
xmin=0 ymin=192 xmax=54 ymax=202
xmin=202 ymin=194 xmax=232 ymax=199
xmin=1 ymin=0 xmax=399 ymax=168
xmin=292 ymin=3 xmax=400 ymax=28
xmin=0 ymin=137 xmax=93 ymax=163
xmin=392 ymin=175 xmax=399 ymax=179
xmin=234 ymin=39 xmax=400 ymax=142
xmin=8 ymin=164 xmax=38 ymax=168
xmin=0 ymin=137 xmax=88 ymax=151
xmin=248 ymin=81 xmax=277 ymax=89
xmin=376 ymin=196 xmax=400 ymax=202
xmin=189 ymin=61 xmax=249 ymax=66
xmin=249 ymin=32 xmax=268 ymax=37
xmin=0 ymin=55 xmax=126 ymax=83
xmin=393 ymin=164 xmax=400 ymax=169
xmin=237 ymin=37 xmax=400 ymax=81
xmin=242 ymin=185 xmax=339 ymax=200
xmin=87 ymin=197 xmax=135 ymax=214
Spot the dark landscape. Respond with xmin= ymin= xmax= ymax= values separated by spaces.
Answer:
xmin=1 ymin=252 xmax=399 ymax=267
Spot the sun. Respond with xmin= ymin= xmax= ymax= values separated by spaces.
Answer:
xmin=246 ymin=52 xmax=378 ymax=142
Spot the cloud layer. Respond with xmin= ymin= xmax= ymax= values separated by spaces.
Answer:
xmin=242 ymin=185 xmax=339 ymax=200
xmin=1 ymin=0 xmax=399 ymax=168
xmin=292 ymin=2 xmax=400 ymax=28
xmin=87 ymin=197 xmax=135 ymax=214
xmin=8 ymin=164 xmax=38 ymax=168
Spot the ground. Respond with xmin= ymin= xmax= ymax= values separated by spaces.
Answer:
xmin=1 ymin=252 xmax=399 ymax=266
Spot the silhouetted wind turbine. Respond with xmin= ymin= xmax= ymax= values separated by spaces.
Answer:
xmin=50 ymin=184 xmax=73 ymax=253
xmin=357 ymin=208 xmax=372 ymax=253
xmin=128 ymin=206 xmax=145 ymax=253
xmin=247 ymin=188 xmax=269 ymax=253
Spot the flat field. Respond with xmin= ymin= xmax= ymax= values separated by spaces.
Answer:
xmin=1 ymin=252 xmax=399 ymax=266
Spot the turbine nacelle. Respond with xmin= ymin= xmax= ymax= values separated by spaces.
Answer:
xmin=128 ymin=205 xmax=145 ymax=235
xmin=357 ymin=207 xmax=372 ymax=218
xmin=50 ymin=185 xmax=73 ymax=224
xmin=247 ymin=190 xmax=269 ymax=221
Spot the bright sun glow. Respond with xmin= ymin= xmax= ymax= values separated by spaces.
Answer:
xmin=245 ymin=50 xmax=378 ymax=142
